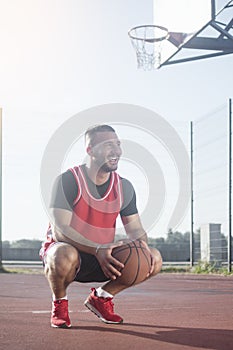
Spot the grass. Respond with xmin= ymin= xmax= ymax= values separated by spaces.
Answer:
xmin=162 ymin=266 xmax=191 ymax=273
xmin=1 ymin=266 xmax=43 ymax=274
xmin=1 ymin=262 xmax=233 ymax=276
xmin=191 ymin=261 xmax=233 ymax=276
xmin=162 ymin=261 xmax=233 ymax=276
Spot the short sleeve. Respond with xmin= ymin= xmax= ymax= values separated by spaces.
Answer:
xmin=50 ymin=170 xmax=78 ymax=211
xmin=120 ymin=178 xmax=138 ymax=217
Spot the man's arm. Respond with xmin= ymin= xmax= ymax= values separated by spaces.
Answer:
xmin=50 ymin=208 xmax=124 ymax=280
xmin=121 ymin=213 xmax=155 ymax=275
xmin=121 ymin=213 xmax=148 ymax=242
xmin=51 ymin=208 xmax=106 ymax=253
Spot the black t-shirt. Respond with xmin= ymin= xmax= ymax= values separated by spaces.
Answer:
xmin=50 ymin=165 xmax=138 ymax=217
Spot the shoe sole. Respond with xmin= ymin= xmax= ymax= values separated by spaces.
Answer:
xmin=51 ymin=323 xmax=72 ymax=328
xmin=84 ymin=300 xmax=123 ymax=324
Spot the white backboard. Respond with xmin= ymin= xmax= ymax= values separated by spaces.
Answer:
xmin=153 ymin=0 xmax=233 ymax=67
xmin=154 ymin=0 xmax=212 ymax=34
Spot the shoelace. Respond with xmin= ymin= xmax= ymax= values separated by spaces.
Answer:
xmin=102 ymin=298 xmax=114 ymax=312
xmin=52 ymin=300 xmax=67 ymax=318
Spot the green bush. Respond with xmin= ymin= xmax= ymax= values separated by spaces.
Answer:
xmin=192 ymin=260 xmax=232 ymax=274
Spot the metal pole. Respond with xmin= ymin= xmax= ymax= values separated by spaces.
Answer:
xmin=0 ymin=108 xmax=2 ymax=271
xmin=190 ymin=121 xmax=194 ymax=267
xmin=228 ymin=98 xmax=232 ymax=273
xmin=211 ymin=0 xmax=216 ymax=20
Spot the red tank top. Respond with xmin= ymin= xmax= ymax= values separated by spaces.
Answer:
xmin=69 ymin=166 xmax=123 ymax=244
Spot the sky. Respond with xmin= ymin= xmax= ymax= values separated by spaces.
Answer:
xmin=0 ymin=0 xmax=232 ymax=242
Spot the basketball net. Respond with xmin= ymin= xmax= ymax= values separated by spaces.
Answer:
xmin=128 ymin=25 xmax=168 ymax=70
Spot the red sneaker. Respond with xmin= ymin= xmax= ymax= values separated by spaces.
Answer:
xmin=51 ymin=299 xmax=71 ymax=328
xmin=84 ymin=288 xmax=123 ymax=324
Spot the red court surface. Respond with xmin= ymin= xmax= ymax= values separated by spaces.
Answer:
xmin=0 ymin=272 xmax=233 ymax=350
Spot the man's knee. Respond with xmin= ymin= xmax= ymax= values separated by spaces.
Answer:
xmin=45 ymin=243 xmax=79 ymax=276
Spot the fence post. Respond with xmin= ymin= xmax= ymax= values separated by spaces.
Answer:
xmin=190 ymin=121 xmax=194 ymax=266
xmin=228 ymin=98 xmax=232 ymax=272
xmin=0 ymin=108 xmax=3 ymax=271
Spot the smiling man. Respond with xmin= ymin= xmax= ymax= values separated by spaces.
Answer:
xmin=40 ymin=124 xmax=162 ymax=328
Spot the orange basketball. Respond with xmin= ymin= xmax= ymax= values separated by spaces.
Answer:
xmin=112 ymin=240 xmax=152 ymax=286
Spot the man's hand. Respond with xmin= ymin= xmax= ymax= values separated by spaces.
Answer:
xmin=139 ymin=240 xmax=155 ymax=277
xmin=95 ymin=242 xmax=124 ymax=280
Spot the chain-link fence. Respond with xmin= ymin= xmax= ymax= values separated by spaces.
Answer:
xmin=192 ymin=100 xmax=232 ymax=270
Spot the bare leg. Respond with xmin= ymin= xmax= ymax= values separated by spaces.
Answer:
xmin=44 ymin=243 xmax=79 ymax=299
xmin=102 ymin=248 xmax=163 ymax=295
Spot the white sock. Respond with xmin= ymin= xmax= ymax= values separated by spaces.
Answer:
xmin=53 ymin=295 xmax=68 ymax=301
xmin=96 ymin=287 xmax=113 ymax=299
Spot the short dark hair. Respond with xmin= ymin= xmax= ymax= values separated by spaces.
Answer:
xmin=85 ymin=124 xmax=116 ymax=145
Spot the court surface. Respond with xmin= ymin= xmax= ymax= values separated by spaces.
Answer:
xmin=0 ymin=272 xmax=232 ymax=350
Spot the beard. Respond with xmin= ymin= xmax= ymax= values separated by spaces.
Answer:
xmin=93 ymin=152 xmax=120 ymax=173
xmin=100 ymin=161 xmax=118 ymax=173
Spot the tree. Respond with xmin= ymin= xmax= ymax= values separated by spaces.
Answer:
xmin=2 ymin=241 xmax=10 ymax=248
xmin=10 ymin=239 xmax=42 ymax=249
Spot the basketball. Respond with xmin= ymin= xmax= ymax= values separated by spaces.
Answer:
xmin=112 ymin=239 xmax=152 ymax=286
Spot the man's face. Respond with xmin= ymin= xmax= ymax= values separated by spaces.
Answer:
xmin=88 ymin=131 xmax=122 ymax=172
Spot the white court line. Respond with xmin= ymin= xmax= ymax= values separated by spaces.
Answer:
xmin=32 ymin=310 xmax=90 ymax=314
xmin=1 ymin=310 xmax=90 ymax=314
xmin=2 ymin=306 xmax=197 ymax=314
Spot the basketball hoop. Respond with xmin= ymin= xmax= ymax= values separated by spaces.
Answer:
xmin=128 ymin=25 xmax=169 ymax=70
